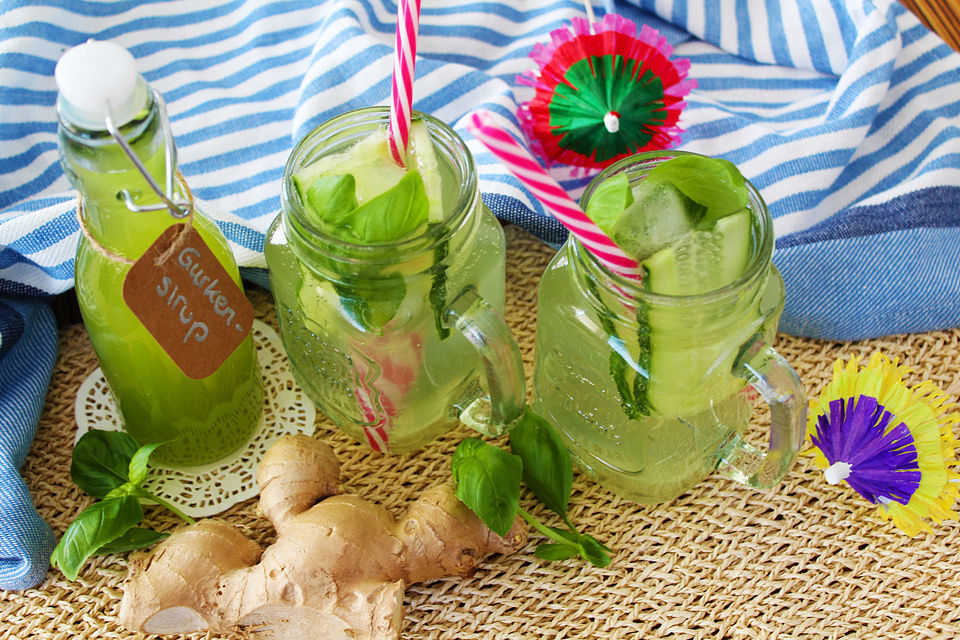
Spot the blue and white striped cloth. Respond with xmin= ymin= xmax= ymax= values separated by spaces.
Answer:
xmin=0 ymin=299 xmax=56 ymax=590
xmin=1 ymin=0 xmax=959 ymax=588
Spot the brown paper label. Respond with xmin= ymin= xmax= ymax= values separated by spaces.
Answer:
xmin=123 ymin=223 xmax=254 ymax=380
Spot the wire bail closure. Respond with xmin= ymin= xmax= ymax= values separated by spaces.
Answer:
xmin=104 ymin=89 xmax=193 ymax=219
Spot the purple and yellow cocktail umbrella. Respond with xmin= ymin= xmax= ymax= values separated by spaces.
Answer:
xmin=518 ymin=13 xmax=696 ymax=171
xmin=808 ymin=353 xmax=960 ymax=536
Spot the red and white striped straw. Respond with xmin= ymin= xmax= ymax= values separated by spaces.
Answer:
xmin=467 ymin=110 xmax=640 ymax=279
xmin=356 ymin=380 xmax=390 ymax=454
xmin=388 ymin=0 xmax=422 ymax=167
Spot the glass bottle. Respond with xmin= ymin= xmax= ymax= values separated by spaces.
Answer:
xmin=56 ymin=41 xmax=263 ymax=466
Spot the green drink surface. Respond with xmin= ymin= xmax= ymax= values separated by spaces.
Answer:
xmin=64 ymin=112 xmax=262 ymax=467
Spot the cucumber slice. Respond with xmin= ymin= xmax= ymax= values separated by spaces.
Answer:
xmin=406 ymin=120 xmax=449 ymax=335
xmin=407 ymin=120 xmax=445 ymax=222
xmin=581 ymin=277 xmax=651 ymax=420
xmin=642 ymin=209 xmax=751 ymax=296
xmin=641 ymin=209 xmax=753 ymax=415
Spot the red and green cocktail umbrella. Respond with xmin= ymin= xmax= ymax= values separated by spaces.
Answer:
xmin=518 ymin=14 xmax=696 ymax=170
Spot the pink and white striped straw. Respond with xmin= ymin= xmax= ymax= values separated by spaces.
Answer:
xmin=467 ymin=110 xmax=640 ymax=279
xmin=388 ymin=0 xmax=422 ymax=167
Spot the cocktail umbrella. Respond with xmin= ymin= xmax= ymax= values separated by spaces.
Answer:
xmin=518 ymin=13 xmax=696 ymax=171
xmin=809 ymin=353 xmax=960 ymax=535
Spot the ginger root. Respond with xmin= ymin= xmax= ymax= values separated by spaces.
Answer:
xmin=118 ymin=435 xmax=526 ymax=639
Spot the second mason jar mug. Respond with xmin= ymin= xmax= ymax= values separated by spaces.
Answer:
xmin=533 ymin=151 xmax=807 ymax=503
xmin=266 ymin=107 xmax=525 ymax=454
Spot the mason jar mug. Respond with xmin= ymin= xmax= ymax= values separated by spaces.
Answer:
xmin=266 ymin=108 xmax=525 ymax=454
xmin=533 ymin=151 xmax=807 ymax=503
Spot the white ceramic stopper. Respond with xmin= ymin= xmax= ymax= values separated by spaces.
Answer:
xmin=55 ymin=40 xmax=148 ymax=130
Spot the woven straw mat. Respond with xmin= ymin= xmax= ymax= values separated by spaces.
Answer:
xmin=3 ymin=224 xmax=960 ymax=640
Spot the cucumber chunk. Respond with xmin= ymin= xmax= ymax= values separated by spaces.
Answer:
xmin=644 ymin=155 xmax=749 ymax=230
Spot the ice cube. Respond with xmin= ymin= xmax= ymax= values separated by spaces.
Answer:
xmin=611 ymin=179 xmax=705 ymax=261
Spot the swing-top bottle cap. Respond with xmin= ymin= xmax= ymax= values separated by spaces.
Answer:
xmin=55 ymin=40 xmax=149 ymax=130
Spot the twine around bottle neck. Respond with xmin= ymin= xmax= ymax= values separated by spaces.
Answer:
xmin=75 ymin=170 xmax=195 ymax=266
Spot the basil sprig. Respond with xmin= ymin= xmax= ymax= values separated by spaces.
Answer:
xmin=451 ymin=408 xmax=613 ymax=568
xmin=52 ymin=429 xmax=194 ymax=580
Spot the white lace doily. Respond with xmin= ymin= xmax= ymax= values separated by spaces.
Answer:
xmin=74 ymin=320 xmax=315 ymax=517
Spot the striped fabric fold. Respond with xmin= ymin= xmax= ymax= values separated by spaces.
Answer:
xmin=0 ymin=298 xmax=57 ymax=590
xmin=3 ymin=1 xmax=959 ymax=339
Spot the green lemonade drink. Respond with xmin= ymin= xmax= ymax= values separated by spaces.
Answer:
xmin=533 ymin=151 xmax=805 ymax=503
xmin=266 ymin=108 xmax=524 ymax=453
xmin=57 ymin=42 xmax=263 ymax=466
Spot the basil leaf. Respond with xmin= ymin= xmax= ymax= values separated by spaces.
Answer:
xmin=365 ymin=276 xmax=406 ymax=327
xmin=578 ymin=534 xmax=613 ymax=568
xmin=91 ymin=527 xmax=168 ymax=556
xmin=70 ymin=430 xmax=138 ymax=498
xmin=351 ymin=170 xmax=429 ymax=243
xmin=646 ymin=155 xmax=748 ymax=229
xmin=534 ymin=542 xmax=581 ymax=562
xmin=584 ymin=171 xmax=633 ymax=236
xmin=334 ymin=272 xmax=407 ymax=330
xmin=51 ymin=496 xmax=143 ymax=580
xmin=128 ymin=442 xmax=165 ymax=487
xmin=296 ymin=173 xmax=359 ymax=232
xmin=451 ymin=437 xmax=523 ymax=537
xmin=509 ymin=408 xmax=573 ymax=519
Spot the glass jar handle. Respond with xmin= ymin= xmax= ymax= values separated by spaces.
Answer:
xmin=718 ymin=338 xmax=807 ymax=489
xmin=443 ymin=286 xmax=525 ymax=437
